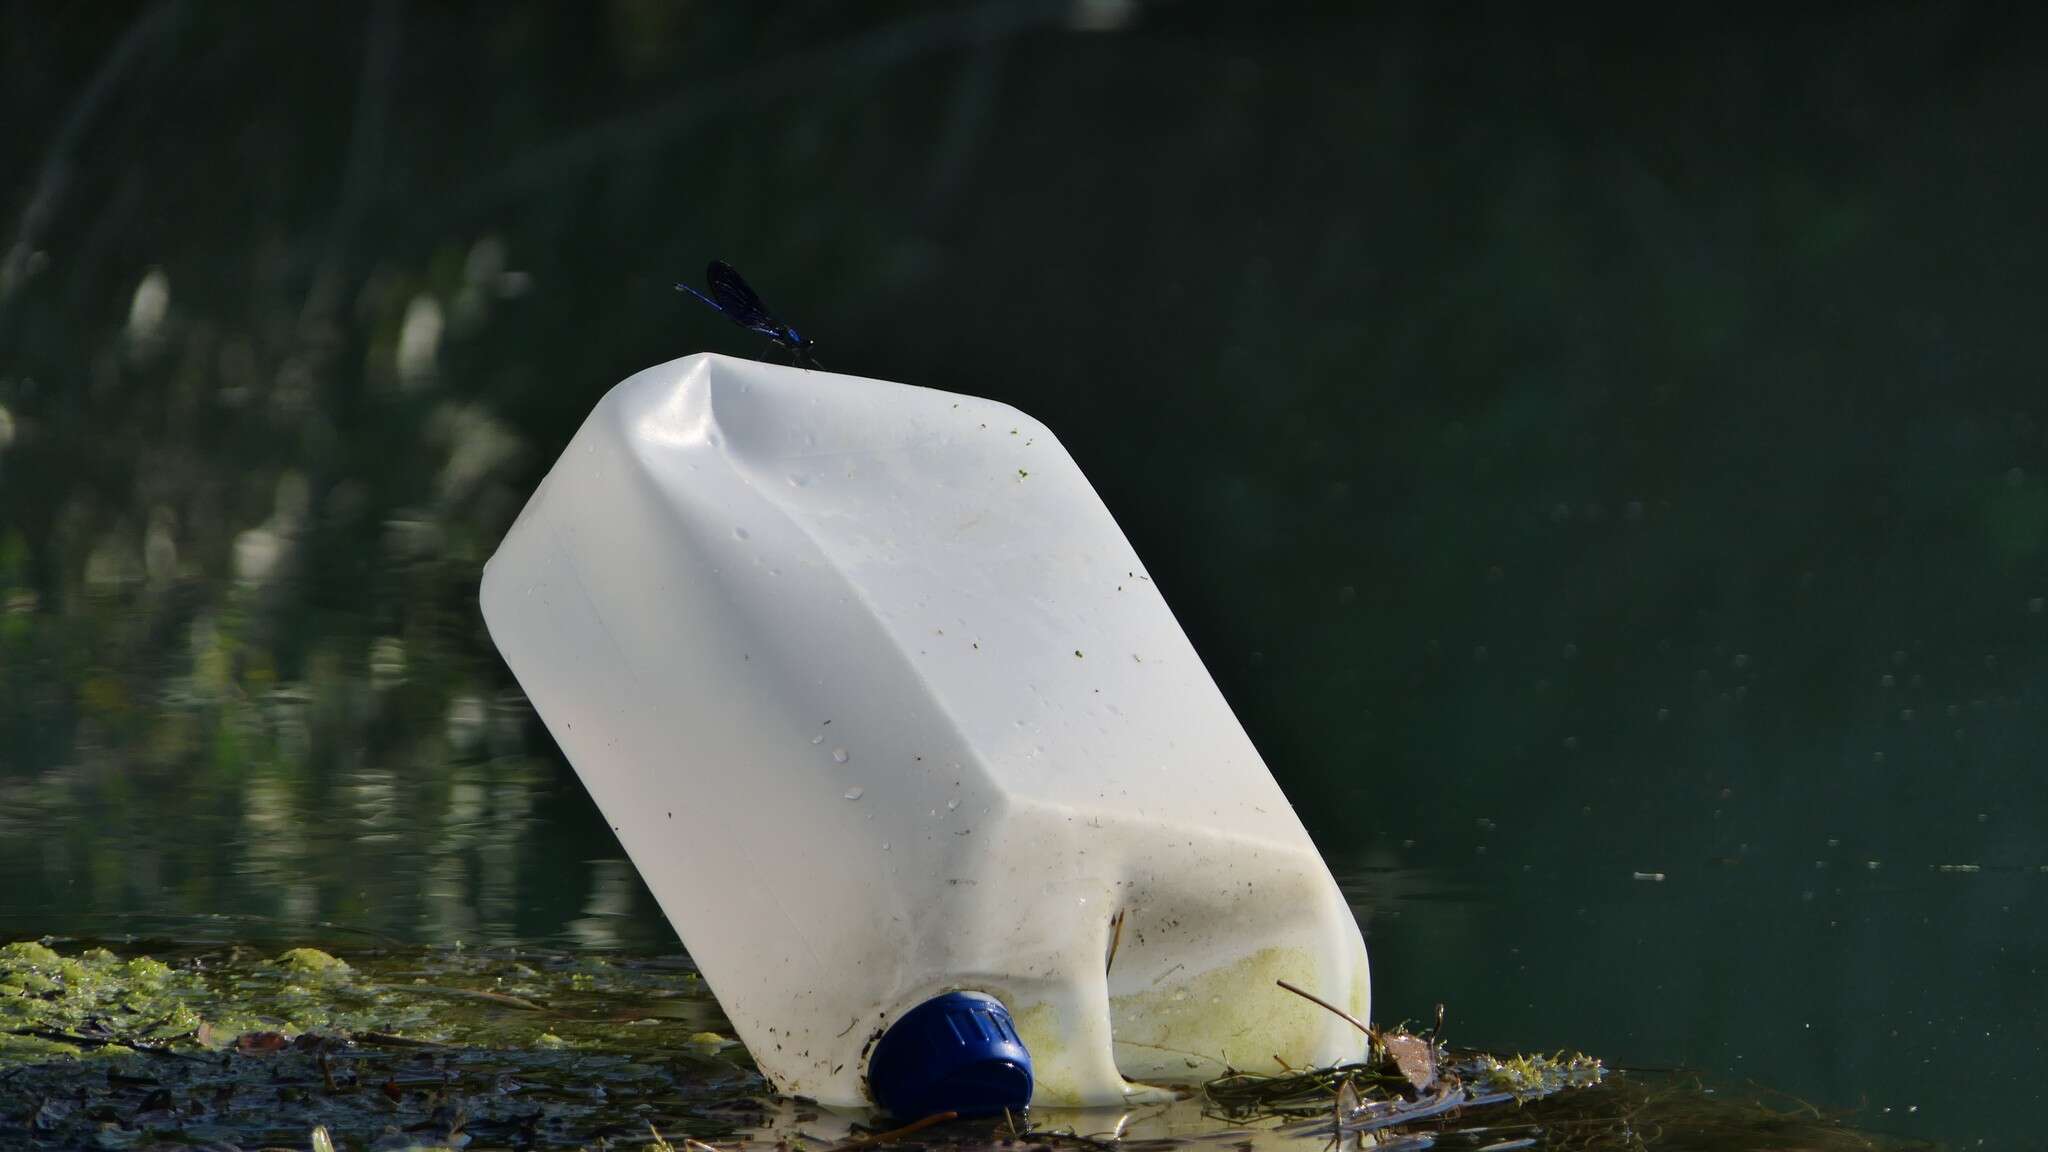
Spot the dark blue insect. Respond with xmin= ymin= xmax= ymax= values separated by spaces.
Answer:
xmin=676 ymin=260 xmax=820 ymax=369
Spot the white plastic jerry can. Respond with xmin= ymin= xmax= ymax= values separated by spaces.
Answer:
xmin=480 ymin=354 xmax=1369 ymax=1114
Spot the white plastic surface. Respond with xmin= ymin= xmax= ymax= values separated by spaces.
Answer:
xmin=479 ymin=354 xmax=1370 ymax=1107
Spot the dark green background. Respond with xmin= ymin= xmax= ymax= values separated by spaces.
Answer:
xmin=3 ymin=3 xmax=2043 ymax=1146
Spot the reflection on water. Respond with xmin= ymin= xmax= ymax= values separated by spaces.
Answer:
xmin=568 ymin=858 xmax=648 ymax=951
xmin=0 ymin=739 xmax=666 ymax=953
xmin=0 ymin=588 xmax=664 ymax=950
xmin=0 ymin=202 xmax=657 ymax=945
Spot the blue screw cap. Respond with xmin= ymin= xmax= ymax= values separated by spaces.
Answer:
xmin=867 ymin=991 xmax=1032 ymax=1119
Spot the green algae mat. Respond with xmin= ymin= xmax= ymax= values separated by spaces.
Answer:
xmin=0 ymin=939 xmax=1930 ymax=1151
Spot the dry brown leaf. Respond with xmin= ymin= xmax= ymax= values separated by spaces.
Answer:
xmin=234 ymin=1030 xmax=289 ymax=1055
xmin=1380 ymin=1032 xmax=1438 ymax=1093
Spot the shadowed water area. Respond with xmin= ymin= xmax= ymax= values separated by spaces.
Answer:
xmin=3 ymin=3 xmax=2045 ymax=1148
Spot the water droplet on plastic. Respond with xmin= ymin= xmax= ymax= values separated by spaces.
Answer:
xmin=733 ymin=526 xmax=750 ymax=540
xmin=881 ymin=841 xmax=890 ymax=851
xmin=844 ymin=786 xmax=864 ymax=800
xmin=946 ymin=798 xmax=959 ymax=811
xmin=811 ymin=735 xmax=824 ymax=745
xmin=832 ymin=747 xmax=849 ymax=764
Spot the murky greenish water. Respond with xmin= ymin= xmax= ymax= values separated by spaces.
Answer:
xmin=7 ymin=4 xmax=2047 ymax=1148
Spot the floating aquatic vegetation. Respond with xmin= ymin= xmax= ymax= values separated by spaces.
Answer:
xmin=0 ymin=938 xmax=753 ymax=1149
xmin=1201 ymin=1042 xmax=1602 ymax=1127
xmin=0 ymin=939 xmax=1933 ymax=1151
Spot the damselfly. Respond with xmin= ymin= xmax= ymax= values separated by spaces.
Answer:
xmin=676 ymin=260 xmax=820 ymax=369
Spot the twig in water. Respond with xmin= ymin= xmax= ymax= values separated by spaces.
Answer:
xmin=648 ymin=1123 xmax=724 ymax=1152
xmin=352 ymin=1031 xmax=450 ymax=1049
xmin=1 ymin=1026 xmax=203 ymax=1062
xmin=1274 ymin=980 xmax=1369 ymax=1036
xmin=391 ymin=984 xmax=549 ymax=1011
xmin=831 ymin=1111 xmax=958 ymax=1151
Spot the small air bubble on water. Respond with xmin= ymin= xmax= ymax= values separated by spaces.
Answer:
xmin=844 ymin=786 xmax=864 ymax=800
xmin=832 ymin=747 xmax=849 ymax=764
